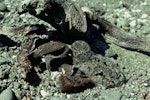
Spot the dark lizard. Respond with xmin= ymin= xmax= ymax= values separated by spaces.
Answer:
xmin=15 ymin=0 xmax=149 ymax=93
xmin=19 ymin=0 xmax=150 ymax=55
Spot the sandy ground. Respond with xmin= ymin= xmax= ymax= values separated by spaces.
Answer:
xmin=0 ymin=0 xmax=150 ymax=100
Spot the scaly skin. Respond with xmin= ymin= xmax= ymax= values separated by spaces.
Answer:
xmin=20 ymin=0 xmax=87 ymax=34
xmin=85 ymin=14 xmax=150 ymax=54
xmin=20 ymin=0 xmax=150 ymax=55
xmin=16 ymin=0 xmax=149 ymax=93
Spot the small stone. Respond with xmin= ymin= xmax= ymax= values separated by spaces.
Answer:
xmin=53 ymin=93 xmax=59 ymax=97
xmin=143 ymin=83 xmax=148 ymax=87
xmin=129 ymin=20 xmax=136 ymax=27
xmin=105 ymin=48 xmax=117 ymax=58
xmin=123 ymin=11 xmax=131 ymax=18
xmin=0 ymin=88 xmax=17 ymax=100
xmin=50 ymin=96 xmax=66 ymax=100
xmin=67 ymin=94 xmax=71 ymax=99
xmin=130 ymin=29 xmax=136 ymax=33
xmin=100 ymin=89 xmax=122 ymax=100
xmin=141 ymin=14 xmax=148 ymax=19
xmin=35 ymin=96 xmax=41 ymax=100
xmin=130 ymin=92 xmax=135 ymax=97
xmin=51 ymin=71 xmax=61 ymax=81
xmin=0 ymin=57 xmax=10 ymax=65
xmin=144 ymin=80 xmax=150 ymax=87
xmin=137 ymin=19 xmax=147 ymax=23
xmin=120 ymin=19 xmax=129 ymax=27
xmin=0 ymin=2 xmax=7 ymax=12
xmin=13 ymin=82 xmax=20 ymax=88
xmin=81 ymin=6 xmax=93 ymax=15
xmin=40 ymin=90 xmax=48 ymax=97
xmin=23 ymin=83 xmax=29 ymax=90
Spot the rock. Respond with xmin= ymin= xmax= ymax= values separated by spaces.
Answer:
xmin=0 ymin=88 xmax=17 ymax=100
xmin=105 ymin=48 xmax=117 ymax=58
xmin=0 ymin=2 xmax=7 ymax=12
xmin=123 ymin=11 xmax=131 ymax=18
xmin=81 ymin=6 xmax=93 ymax=15
xmin=40 ymin=90 xmax=48 ymax=97
xmin=22 ymin=83 xmax=29 ymax=90
xmin=141 ymin=13 xmax=148 ymax=19
xmin=100 ymin=89 xmax=123 ymax=100
xmin=144 ymin=80 xmax=150 ymax=87
xmin=50 ymin=96 xmax=66 ymax=100
xmin=116 ymin=18 xmax=129 ymax=28
xmin=129 ymin=20 xmax=136 ymax=27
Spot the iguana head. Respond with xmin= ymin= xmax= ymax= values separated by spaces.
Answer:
xmin=19 ymin=0 xmax=87 ymax=34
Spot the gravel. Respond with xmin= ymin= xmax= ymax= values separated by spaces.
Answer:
xmin=0 ymin=0 xmax=150 ymax=100
xmin=100 ymin=89 xmax=123 ymax=100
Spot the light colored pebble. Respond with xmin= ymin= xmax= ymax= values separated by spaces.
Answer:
xmin=132 ymin=9 xmax=141 ymax=13
xmin=137 ymin=19 xmax=147 ymax=23
xmin=51 ymin=71 xmax=62 ymax=81
xmin=23 ymin=83 xmax=29 ymax=90
xmin=0 ymin=2 xmax=7 ymax=12
xmin=40 ymin=90 xmax=48 ymax=97
xmin=141 ymin=14 xmax=148 ymax=19
xmin=130 ymin=92 xmax=135 ymax=96
xmin=143 ymin=83 xmax=148 ymax=87
xmin=67 ymin=94 xmax=71 ymax=99
xmin=123 ymin=11 xmax=131 ymax=18
xmin=81 ymin=6 xmax=93 ymax=15
xmin=129 ymin=20 xmax=136 ymax=27
xmin=130 ymin=29 xmax=136 ymax=33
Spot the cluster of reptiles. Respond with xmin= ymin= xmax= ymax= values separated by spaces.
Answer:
xmin=19 ymin=0 xmax=150 ymax=54
xmin=15 ymin=0 xmax=149 ymax=93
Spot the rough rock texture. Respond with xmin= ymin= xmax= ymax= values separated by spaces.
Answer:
xmin=0 ymin=0 xmax=150 ymax=100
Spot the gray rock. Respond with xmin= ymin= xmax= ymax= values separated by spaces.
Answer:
xmin=0 ymin=57 xmax=10 ymax=65
xmin=50 ymin=96 xmax=66 ymax=100
xmin=0 ymin=2 xmax=7 ymax=12
xmin=105 ymin=48 xmax=117 ymax=58
xmin=100 ymin=89 xmax=123 ymax=100
xmin=0 ymin=88 xmax=17 ymax=100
